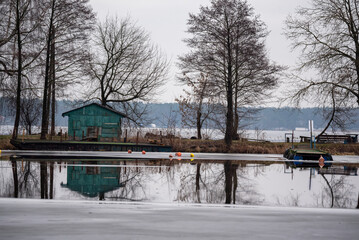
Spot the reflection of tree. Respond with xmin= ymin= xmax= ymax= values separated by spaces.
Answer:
xmin=107 ymin=164 xmax=149 ymax=201
xmin=224 ymin=161 xmax=238 ymax=204
xmin=320 ymin=174 xmax=333 ymax=208
xmin=196 ymin=163 xmax=201 ymax=203
xmin=8 ymin=160 xmax=41 ymax=198
xmin=11 ymin=160 xmax=18 ymax=198
xmin=316 ymin=174 xmax=356 ymax=208
xmin=40 ymin=162 xmax=48 ymax=199
xmin=18 ymin=161 xmax=40 ymax=198
xmin=177 ymin=163 xmax=225 ymax=204
xmin=176 ymin=161 xmax=264 ymax=205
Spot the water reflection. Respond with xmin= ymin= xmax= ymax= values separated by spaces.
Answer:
xmin=0 ymin=158 xmax=358 ymax=209
xmin=60 ymin=162 xmax=123 ymax=200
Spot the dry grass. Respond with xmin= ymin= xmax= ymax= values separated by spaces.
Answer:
xmin=162 ymin=138 xmax=359 ymax=155
xmin=161 ymin=138 xmax=292 ymax=154
xmin=0 ymin=135 xmax=15 ymax=150
xmin=2 ymin=133 xmax=359 ymax=155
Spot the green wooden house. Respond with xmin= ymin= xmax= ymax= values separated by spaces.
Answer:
xmin=62 ymin=103 xmax=126 ymax=142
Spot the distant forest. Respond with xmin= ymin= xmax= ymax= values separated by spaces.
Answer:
xmin=1 ymin=98 xmax=358 ymax=131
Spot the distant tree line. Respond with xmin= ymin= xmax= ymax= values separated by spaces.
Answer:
xmin=2 ymin=99 xmax=358 ymax=132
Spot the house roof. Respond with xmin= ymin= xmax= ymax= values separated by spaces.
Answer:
xmin=62 ymin=103 xmax=127 ymax=118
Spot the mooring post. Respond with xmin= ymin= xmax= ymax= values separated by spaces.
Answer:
xmin=136 ymin=131 xmax=139 ymax=145
xmin=60 ymin=129 xmax=63 ymax=142
xmin=292 ymin=130 xmax=294 ymax=148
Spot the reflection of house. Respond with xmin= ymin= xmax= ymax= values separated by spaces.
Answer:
xmin=61 ymin=164 xmax=122 ymax=198
xmin=62 ymin=103 xmax=126 ymax=141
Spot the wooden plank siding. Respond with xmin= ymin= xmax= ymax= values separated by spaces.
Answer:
xmin=62 ymin=103 xmax=125 ymax=142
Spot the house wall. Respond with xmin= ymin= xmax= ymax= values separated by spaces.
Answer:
xmin=65 ymin=104 xmax=122 ymax=141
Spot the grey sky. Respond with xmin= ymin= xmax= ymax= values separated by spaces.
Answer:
xmin=89 ymin=0 xmax=308 ymax=104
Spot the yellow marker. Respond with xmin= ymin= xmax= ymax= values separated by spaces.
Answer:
xmin=0 ymin=149 xmax=1 ymax=156
xmin=190 ymin=159 xmax=194 ymax=161
xmin=190 ymin=153 xmax=194 ymax=158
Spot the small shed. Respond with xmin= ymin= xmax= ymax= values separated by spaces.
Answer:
xmin=62 ymin=103 xmax=126 ymax=142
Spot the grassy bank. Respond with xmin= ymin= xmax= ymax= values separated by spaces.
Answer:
xmin=1 ymin=134 xmax=359 ymax=155
xmin=0 ymin=135 xmax=14 ymax=150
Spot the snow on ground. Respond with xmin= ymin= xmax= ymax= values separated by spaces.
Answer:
xmin=0 ymin=198 xmax=358 ymax=240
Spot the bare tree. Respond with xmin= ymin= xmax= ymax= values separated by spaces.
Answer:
xmin=20 ymin=93 xmax=41 ymax=135
xmin=39 ymin=0 xmax=95 ymax=139
xmin=86 ymin=16 xmax=168 ymax=108
xmin=179 ymin=0 xmax=281 ymax=149
xmin=285 ymin=0 xmax=359 ymax=130
xmin=176 ymin=73 xmax=220 ymax=139
xmin=0 ymin=0 xmax=44 ymax=139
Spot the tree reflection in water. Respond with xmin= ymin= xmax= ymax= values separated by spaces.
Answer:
xmin=7 ymin=159 xmax=41 ymax=198
xmin=0 ymin=159 xmax=358 ymax=208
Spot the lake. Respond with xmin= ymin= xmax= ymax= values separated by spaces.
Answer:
xmin=1 ymin=155 xmax=358 ymax=209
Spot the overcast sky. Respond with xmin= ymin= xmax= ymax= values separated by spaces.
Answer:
xmin=89 ymin=0 xmax=309 ymax=105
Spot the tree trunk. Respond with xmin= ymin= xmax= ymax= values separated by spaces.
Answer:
xmin=28 ymin=123 xmax=31 ymax=135
xmin=318 ymin=89 xmax=336 ymax=137
xmin=40 ymin=1 xmax=55 ymax=140
xmin=46 ymin=70 xmax=52 ymax=138
xmin=50 ymin=28 xmax=56 ymax=136
xmin=224 ymin=17 xmax=234 ymax=149
xmin=196 ymin=110 xmax=202 ymax=139
xmin=12 ymin=0 xmax=22 ymax=140
xmin=233 ymin=109 xmax=239 ymax=140
xmin=233 ymin=82 xmax=239 ymax=140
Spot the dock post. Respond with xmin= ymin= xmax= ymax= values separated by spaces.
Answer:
xmin=136 ymin=131 xmax=139 ymax=145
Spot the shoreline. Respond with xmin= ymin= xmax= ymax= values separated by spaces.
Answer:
xmin=1 ymin=134 xmax=359 ymax=155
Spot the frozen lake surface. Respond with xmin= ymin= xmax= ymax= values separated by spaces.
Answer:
xmin=0 ymin=198 xmax=358 ymax=240
xmin=1 ymin=153 xmax=359 ymax=239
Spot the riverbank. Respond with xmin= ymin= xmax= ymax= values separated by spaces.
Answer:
xmin=1 ymin=134 xmax=359 ymax=155
xmin=163 ymin=138 xmax=359 ymax=155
